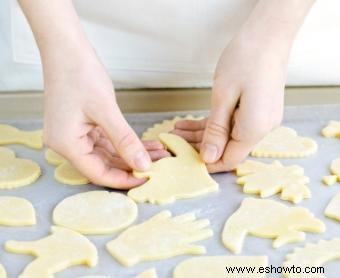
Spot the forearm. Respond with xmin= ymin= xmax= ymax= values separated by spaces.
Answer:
xmin=18 ymin=0 xmax=93 ymax=72
xmin=237 ymin=0 xmax=315 ymax=53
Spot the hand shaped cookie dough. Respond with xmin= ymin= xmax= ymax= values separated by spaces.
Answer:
xmin=283 ymin=238 xmax=340 ymax=278
xmin=106 ymin=210 xmax=213 ymax=266
xmin=236 ymin=160 xmax=310 ymax=203
xmin=5 ymin=226 xmax=98 ymax=278
xmin=0 ymin=124 xmax=43 ymax=149
xmin=222 ymin=198 xmax=325 ymax=254
xmin=135 ymin=268 xmax=158 ymax=278
xmin=0 ymin=264 xmax=6 ymax=278
xmin=45 ymin=149 xmax=89 ymax=185
xmin=128 ymin=133 xmax=218 ymax=204
xmin=0 ymin=196 xmax=36 ymax=226
xmin=142 ymin=115 xmax=203 ymax=141
xmin=251 ymin=126 xmax=317 ymax=158
xmin=0 ymin=147 xmax=41 ymax=189
xmin=321 ymin=120 xmax=340 ymax=138
xmin=173 ymin=256 xmax=268 ymax=278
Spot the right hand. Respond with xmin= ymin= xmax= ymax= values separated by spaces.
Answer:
xmin=42 ymin=45 xmax=168 ymax=189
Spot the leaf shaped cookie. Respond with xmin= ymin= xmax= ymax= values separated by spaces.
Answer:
xmin=236 ymin=160 xmax=310 ymax=203
xmin=173 ymin=256 xmax=268 ymax=278
xmin=324 ymin=192 xmax=340 ymax=221
xmin=142 ymin=115 xmax=203 ymax=141
xmin=283 ymin=238 xmax=340 ymax=278
xmin=222 ymin=198 xmax=325 ymax=254
xmin=5 ymin=226 xmax=98 ymax=278
xmin=0 ymin=124 xmax=43 ymax=149
xmin=321 ymin=120 xmax=340 ymax=138
xmin=45 ymin=149 xmax=89 ymax=185
xmin=0 ymin=147 xmax=41 ymax=189
xmin=128 ymin=133 xmax=218 ymax=204
xmin=251 ymin=126 xmax=317 ymax=158
xmin=106 ymin=210 xmax=213 ymax=266
xmin=0 ymin=196 xmax=36 ymax=226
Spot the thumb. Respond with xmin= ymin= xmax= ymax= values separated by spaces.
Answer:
xmin=201 ymin=92 xmax=237 ymax=163
xmin=95 ymin=102 xmax=151 ymax=171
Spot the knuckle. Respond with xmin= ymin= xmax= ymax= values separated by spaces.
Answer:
xmin=117 ymin=132 xmax=138 ymax=151
xmin=206 ymin=121 xmax=229 ymax=138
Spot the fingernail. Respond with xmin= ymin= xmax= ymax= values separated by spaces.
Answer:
xmin=202 ymin=144 xmax=218 ymax=163
xmin=134 ymin=151 xmax=151 ymax=171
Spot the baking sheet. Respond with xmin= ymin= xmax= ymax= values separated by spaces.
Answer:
xmin=0 ymin=105 xmax=340 ymax=278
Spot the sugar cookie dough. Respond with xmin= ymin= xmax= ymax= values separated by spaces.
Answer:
xmin=142 ymin=115 xmax=203 ymax=141
xmin=251 ymin=126 xmax=317 ymax=158
xmin=5 ymin=226 xmax=98 ymax=278
xmin=0 ymin=196 xmax=36 ymax=226
xmin=0 ymin=124 xmax=43 ymax=149
xmin=283 ymin=238 xmax=340 ymax=278
xmin=106 ymin=210 xmax=213 ymax=266
xmin=0 ymin=264 xmax=6 ymax=278
xmin=136 ymin=268 xmax=158 ymax=278
xmin=45 ymin=149 xmax=89 ymax=185
xmin=53 ymin=191 xmax=138 ymax=235
xmin=321 ymin=120 xmax=340 ymax=138
xmin=236 ymin=160 xmax=310 ymax=203
xmin=128 ymin=133 xmax=218 ymax=204
xmin=222 ymin=198 xmax=325 ymax=254
xmin=173 ymin=256 xmax=268 ymax=278
xmin=324 ymin=193 xmax=340 ymax=221
xmin=0 ymin=147 xmax=41 ymax=189
xmin=322 ymin=157 xmax=340 ymax=186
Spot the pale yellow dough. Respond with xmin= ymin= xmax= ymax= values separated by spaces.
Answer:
xmin=128 ymin=133 xmax=218 ymax=204
xmin=0 ymin=196 xmax=36 ymax=226
xmin=106 ymin=210 xmax=213 ymax=267
xmin=322 ymin=157 xmax=340 ymax=185
xmin=135 ymin=268 xmax=158 ymax=278
xmin=0 ymin=264 xmax=6 ymax=278
xmin=142 ymin=115 xmax=203 ymax=141
xmin=173 ymin=256 xmax=268 ymax=278
xmin=0 ymin=124 xmax=43 ymax=149
xmin=283 ymin=238 xmax=340 ymax=278
xmin=251 ymin=126 xmax=317 ymax=158
xmin=5 ymin=226 xmax=97 ymax=278
xmin=324 ymin=193 xmax=340 ymax=221
xmin=0 ymin=147 xmax=41 ymax=189
xmin=45 ymin=149 xmax=89 ymax=185
xmin=321 ymin=120 xmax=340 ymax=138
xmin=53 ymin=191 xmax=138 ymax=235
xmin=222 ymin=198 xmax=325 ymax=254
xmin=236 ymin=160 xmax=310 ymax=203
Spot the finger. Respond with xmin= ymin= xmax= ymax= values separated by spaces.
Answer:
xmin=93 ymin=102 xmax=151 ymax=171
xmin=149 ymin=149 xmax=171 ymax=161
xmin=174 ymin=118 xmax=207 ymax=131
xmin=171 ymin=129 xmax=204 ymax=143
xmin=201 ymin=88 xmax=238 ymax=163
xmin=142 ymin=140 xmax=167 ymax=151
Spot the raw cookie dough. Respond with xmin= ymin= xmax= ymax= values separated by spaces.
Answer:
xmin=222 ymin=198 xmax=325 ymax=254
xmin=251 ymin=126 xmax=317 ymax=158
xmin=0 ymin=147 xmax=41 ymax=189
xmin=236 ymin=160 xmax=310 ymax=203
xmin=324 ymin=192 xmax=340 ymax=221
xmin=321 ymin=120 xmax=340 ymax=138
xmin=322 ymin=157 xmax=340 ymax=185
xmin=128 ymin=133 xmax=218 ymax=204
xmin=0 ymin=196 xmax=36 ymax=226
xmin=283 ymin=238 xmax=340 ymax=278
xmin=53 ymin=191 xmax=138 ymax=235
xmin=173 ymin=256 xmax=268 ymax=278
xmin=135 ymin=268 xmax=158 ymax=278
xmin=0 ymin=264 xmax=6 ymax=278
xmin=0 ymin=124 xmax=43 ymax=149
xmin=106 ymin=210 xmax=213 ymax=266
xmin=5 ymin=226 xmax=98 ymax=278
xmin=142 ymin=115 xmax=203 ymax=141
xmin=45 ymin=149 xmax=89 ymax=185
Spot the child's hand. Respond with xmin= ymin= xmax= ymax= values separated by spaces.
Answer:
xmin=43 ymin=49 xmax=168 ymax=188
xmin=173 ymin=35 xmax=287 ymax=173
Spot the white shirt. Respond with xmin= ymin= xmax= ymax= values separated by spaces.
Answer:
xmin=0 ymin=0 xmax=339 ymax=91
